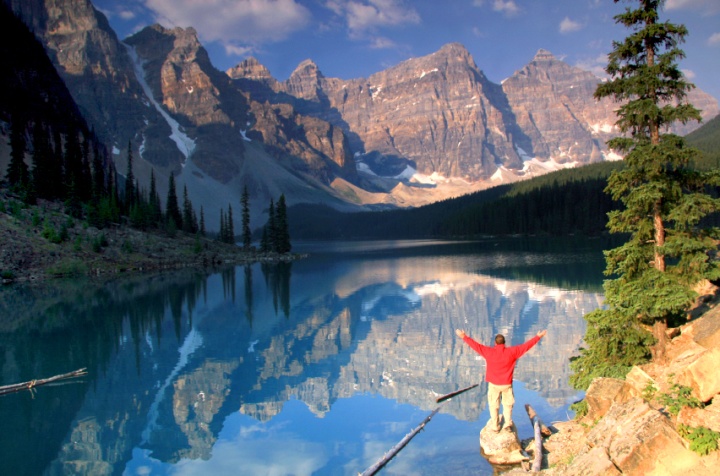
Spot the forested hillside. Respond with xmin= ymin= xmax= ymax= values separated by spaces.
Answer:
xmin=687 ymin=113 xmax=720 ymax=169
xmin=290 ymin=162 xmax=623 ymax=239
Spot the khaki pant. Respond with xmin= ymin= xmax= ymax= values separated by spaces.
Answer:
xmin=487 ymin=383 xmax=514 ymax=430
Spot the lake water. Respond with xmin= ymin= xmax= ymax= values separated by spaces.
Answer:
xmin=0 ymin=238 xmax=609 ymax=475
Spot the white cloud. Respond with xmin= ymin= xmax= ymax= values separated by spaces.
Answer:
xmin=369 ymin=36 xmax=397 ymax=49
xmin=666 ymin=0 xmax=720 ymax=14
xmin=708 ymin=32 xmax=720 ymax=45
xmin=681 ymin=68 xmax=696 ymax=79
xmin=224 ymin=44 xmax=255 ymax=57
xmin=575 ymin=53 xmax=609 ymax=78
xmin=326 ymin=0 xmax=420 ymax=37
xmin=143 ymin=0 xmax=311 ymax=45
xmin=119 ymin=9 xmax=136 ymax=20
xmin=473 ymin=0 xmax=521 ymax=17
xmin=559 ymin=17 xmax=582 ymax=34
xmin=492 ymin=0 xmax=520 ymax=17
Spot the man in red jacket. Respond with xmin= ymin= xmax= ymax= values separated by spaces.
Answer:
xmin=456 ymin=328 xmax=547 ymax=432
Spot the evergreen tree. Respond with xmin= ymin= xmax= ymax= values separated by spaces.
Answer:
xmin=218 ymin=208 xmax=226 ymax=242
xmin=199 ymin=206 xmax=206 ymax=237
xmin=260 ymin=226 xmax=270 ymax=253
xmin=63 ymin=131 xmax=84 ymax=217
xmin=226 ymin=203 xmax=235 ymax=244
xmin=182 ymin=185 xmax=195 ymax=233
xmin=124 ymin=141 xmax=135 ymax=211
xmin=275 ymin=194 xmax=291 ymax=253
xmin=7 ymin=113 xmax=29 ymax=195
xmin=148 ymin=169 xmax=162 ymax=227
xmin=165 ymin=173 xmax=183 ymax=231
xmin=267 ymin=198 xmax=276 ymax=252
xmin=91 ymin=139 xmax=106 ymax=199
xmin=78 ymin=134 xmax=92 ymax=202
xmin=241 ymin=185 xmax=251 ymax=250
xmin=570 ymin=0 xmax=720 ymax=389
xmin=31 ymin=121 xmax=54 ymax=200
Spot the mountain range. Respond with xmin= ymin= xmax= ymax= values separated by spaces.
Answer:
xmin=3 ymin=0 xmax=718 ymax=231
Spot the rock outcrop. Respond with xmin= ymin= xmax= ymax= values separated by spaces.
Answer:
xmin=533 ymin=291 xmax=720 ymax=475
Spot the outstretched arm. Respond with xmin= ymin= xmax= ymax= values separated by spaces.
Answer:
xmin=537 ymin=329 xmax=547 ymax=338
xmin=455 ymin=329 xmax=488 ymax=356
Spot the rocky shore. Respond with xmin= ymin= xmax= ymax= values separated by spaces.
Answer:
xmin=508 ymin=284 xmax=720 ymax=475
xmin=0 ymin=195 xmax=302 ymax=284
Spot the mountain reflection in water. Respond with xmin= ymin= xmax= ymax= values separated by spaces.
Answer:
xmin=0 ymin=239 xmax=606 ymax=475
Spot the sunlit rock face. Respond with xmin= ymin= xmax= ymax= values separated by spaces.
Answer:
xmin=272 ymin=43 xmax=523 ymax=181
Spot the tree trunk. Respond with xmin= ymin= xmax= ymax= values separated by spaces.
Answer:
xmin=651 ymin=318 xmax=668 ymax=364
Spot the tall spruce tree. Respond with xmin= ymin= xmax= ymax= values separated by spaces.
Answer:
xmin=275 ymin=194 xmax=291 ymax=253
xmin=182 ymin=185 xmax=196 ymax=233
xmin=7 ymin=113 xmax=29 ymax=195
xmin=570 ymin=0 xmax=720 ymax=390
xmin=226 ymin=203 xmax=235 ymax=244
xmin=267 ymin=198 xmax=276 ymax=252
xmin=241 ymin=185 xmax=251 ymax=250
xmin=148 ymin=169 xmax=162 ymax=227
xmin=124 ymin=141 xmax=135 ymax=211
xmin=165 ymin=173 xmax=183 ymax=231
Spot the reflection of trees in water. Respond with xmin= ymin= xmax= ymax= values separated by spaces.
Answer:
xmin=0 ymin=270 xmax=212 ymax=476
xmin=244 ymin=265 xmax=253 ymax=325
xmin=261 ymin=261 xmax=292 ymax=318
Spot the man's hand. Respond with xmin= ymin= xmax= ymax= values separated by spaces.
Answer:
xmin=455 ymin=329 xmax=466 ymax=339
xmin=537 ymin=330 xmax=547 ymax=338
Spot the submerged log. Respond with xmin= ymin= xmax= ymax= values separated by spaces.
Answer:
xmin=360 ymin=406 xmax=441 ymax=476
xmin=0 ymin=368 xmax=87 ymax=396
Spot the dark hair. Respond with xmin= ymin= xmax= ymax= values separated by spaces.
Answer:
xmin=495 ymin=334 xmax=505 ymax=345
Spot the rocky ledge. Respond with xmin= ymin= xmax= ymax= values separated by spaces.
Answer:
xmin=509 ymin=285 xmax=720 ymax=475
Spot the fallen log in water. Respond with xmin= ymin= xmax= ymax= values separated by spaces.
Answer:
xmin=525 ymin=404 xmax=547 ymax=472
xmin=0 ymin=368 xmax=87 ymax=396
xmin=435 ymin=383 xmax=479 ymax=403
xmin=360 ymin=406 xmax=441 ymax=476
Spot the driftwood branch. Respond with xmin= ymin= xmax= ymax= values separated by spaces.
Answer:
xmin=0 ymin=368 xmax=87 ymax=396
xmin=360 ymin=406 xmax=441 ymax=476
xmin=525 ymin=404 xmax=548 ymax=472
xmin=436 ymin=383 xmax=479 ymax=403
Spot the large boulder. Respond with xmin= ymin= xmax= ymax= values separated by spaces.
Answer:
xmin=479 ymin=422 xmax=528 ymax=466
xmin=677 ymin=396 xmax=720 ymax=432
xmin=676 ymin=348 xmax=720 ymax=403
xmin=566 ymin=447 xmax=621 ymax=476
xmin=586 ymin=398 xmax=709 ymax=475
xmin=584 ymin=378 xmax=625 ymax=421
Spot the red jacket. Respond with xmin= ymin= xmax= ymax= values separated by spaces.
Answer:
xmin=462 ymin=334 xmax=541 ymax=385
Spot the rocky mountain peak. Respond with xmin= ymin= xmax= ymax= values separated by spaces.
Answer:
xmin=284 ymin=59 xmax=325 ymax=101
xmin=532 ymin=48 xmax=556 ymax=62
xmin=226 ymin=57 xmax=275 ymax=82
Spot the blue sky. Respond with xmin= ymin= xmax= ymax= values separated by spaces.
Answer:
xmin=94 ymin=0 xmax=720 ymax=103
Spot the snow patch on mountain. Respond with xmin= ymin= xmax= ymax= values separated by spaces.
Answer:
xmin=125 ymin=44 xmax=196 ymax=162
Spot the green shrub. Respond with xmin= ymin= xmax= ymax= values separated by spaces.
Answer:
xmin=678 ymin=424 xmax=720 ymax=455
xmin=659 ymin=383 xmax=703 ymax=415
xmin=32 ymin=209 xmax=42 ymax=226
xmin=46 ymin=259 xmax=87 ymax=277
xmin=92 ymin=233 xmax=108 ymax=253
xmin=1 ymin=270 xmax=15 ymax=280
xmin=121 ymin=240 xmax=133 ymax=253
xmin=570 ymin=399 xmax=588 ymax=419
xmin=73 ymin=236 xmax=83 ymax=252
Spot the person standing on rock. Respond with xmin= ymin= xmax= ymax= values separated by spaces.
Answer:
xmin=455 ymin=328 xmax=547 ymax=432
